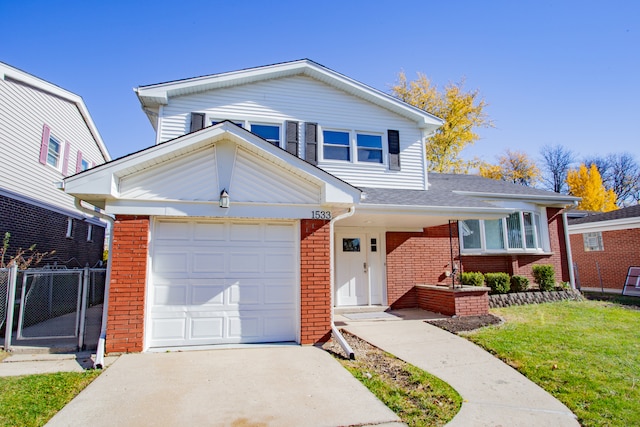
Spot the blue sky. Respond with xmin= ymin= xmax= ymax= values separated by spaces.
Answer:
xmin=2 ymin=0 xmax=638 ymax=164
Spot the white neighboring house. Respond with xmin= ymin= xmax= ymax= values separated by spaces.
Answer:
xmin=64 ymin=59 xmax=578 ymax=354
xmin=0 ymin=61 xmax=111 ymax=267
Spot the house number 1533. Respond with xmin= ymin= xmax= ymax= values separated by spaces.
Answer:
xmin=311 ymin=210 xmax=332 ymax=220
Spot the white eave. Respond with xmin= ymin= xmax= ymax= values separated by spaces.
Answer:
xmin=0 ymin=62 xmax=111 ymax=162
xmin=134 ymin=59 xmax=444 ymax=131
xmin=568 ymin=216 xmax=640 ymax=234
xmin=453 ymin=191 xmax=580 ymax=208
xmin=358 ymin=203 xmax=514 ymax=220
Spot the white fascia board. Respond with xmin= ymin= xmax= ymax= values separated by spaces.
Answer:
xmin=135 ymin=60 xmax=444 ymax=128
xmin=568 ymin=217 xmax=640 ymax=234
xmin=453 ymin=191 xmax=580 ymax=207
xmin=358 ymin=204 xmax=514 ymax=220
xmin=105 ymin=199 xmax=344 ymax=218
xmin=1 ymin=62 xmax=111 ymax=162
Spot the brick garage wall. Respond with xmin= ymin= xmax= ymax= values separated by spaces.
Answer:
xmin=300 ymin=219 xmax=331 ymax=344
xmin=570 ymin=228 xmax=640 ymax=291
xmin=386 ymin=223 xmax=459 ymax=308
xmin=106 ymin=215 xmax=149 ymax=353
xmin=462 ymin=208 xmax=570 ymax=285
xmin=0 ymin=194 xmax=105 ymax=267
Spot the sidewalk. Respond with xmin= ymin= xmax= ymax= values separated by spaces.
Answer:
xmin=341 ymin=309 xmax=580 ymax=427
xmin=0 ymin=352 xmax=118 ymax=377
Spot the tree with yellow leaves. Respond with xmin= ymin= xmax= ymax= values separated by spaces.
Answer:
xmin=391 ymin=72 xmax=492 ymax=173
xmin=479 ymin=150 xmax=540 ymax=186
xmin=566 ymin=164 xmax=617 ymax=211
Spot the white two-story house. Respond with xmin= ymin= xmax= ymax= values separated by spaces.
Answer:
xmin=0 ymin=62 xmax=110 ymax=268
xmin=63 ymin=60 xmax=578 ymax=353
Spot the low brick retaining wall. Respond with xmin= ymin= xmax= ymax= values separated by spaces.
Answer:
xmin=416 ymin=284 xmax=490 ymax=316
xmin=489 ymin=289 xmax=583 ymax=308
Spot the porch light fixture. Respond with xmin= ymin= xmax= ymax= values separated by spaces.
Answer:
xmin=219 ymin=189 xmax=230 ymax=208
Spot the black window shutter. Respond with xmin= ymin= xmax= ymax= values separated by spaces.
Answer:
xmin=190 ymin=112 xmax=205 ymax=132
xmin=286 ymin=121 xmax=299 ymax=156
xmin=388 ymin=129 xmax=401 ymax=171
xmin=305 ymin=122 xmax=318 ymax=165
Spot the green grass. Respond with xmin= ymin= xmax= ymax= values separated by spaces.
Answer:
xmin=0 ymin=370 xmax=100 ymax=427
xmin=464 ymin=300 xmax=640 ymax=427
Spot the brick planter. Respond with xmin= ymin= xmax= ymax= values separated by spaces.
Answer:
xmin=416 ymin=284 xmax=490 ymax=316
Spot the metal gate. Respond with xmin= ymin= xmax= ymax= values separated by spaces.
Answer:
xmin=3 ymin=267 xmax=106 ymax=351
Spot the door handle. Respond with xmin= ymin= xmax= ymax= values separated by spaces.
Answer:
xmin=363 ymin=262 xmax=367 ymax=273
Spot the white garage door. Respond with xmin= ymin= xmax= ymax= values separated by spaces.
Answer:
xmin=148 ymin=219 xmax=298 ymax=348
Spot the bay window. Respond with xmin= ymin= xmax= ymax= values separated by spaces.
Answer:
xmin=460 ymin=211 xmax=545 ymax=253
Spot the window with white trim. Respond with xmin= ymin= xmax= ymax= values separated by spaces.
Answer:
xmin=47 ymin=136 xmax=61 ymax=168
xmin=322 ymin=129 xmax=385 ymax=164
xmin=323 ymin=130 xmax=350 ymax=161
xmin=250 ymin=123 xmax=280 ymax=146
xmin=460 ymin=211 xmax=545 ymax=253
xmin=356 ymin=133 xmax=383 ymax=163
xmin=583 ymin=232 xmax=604 ymax=251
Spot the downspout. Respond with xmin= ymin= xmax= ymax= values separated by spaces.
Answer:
xmin=562 ymin=210 xmax=576 ymax=290
xmin=330 ymin=206 xmax=356 ymax=359
xmin=74 ymin=198 xmax=114 ymax=368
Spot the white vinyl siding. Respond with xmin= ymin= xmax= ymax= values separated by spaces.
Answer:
xmin=159 ymin=76 xmax=426 ymax=190
xmin=0 ymin=76 xmax=108 ymax=212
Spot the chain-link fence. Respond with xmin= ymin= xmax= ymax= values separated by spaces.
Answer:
xmin=3 ymin=267 xmax=106 ymax=351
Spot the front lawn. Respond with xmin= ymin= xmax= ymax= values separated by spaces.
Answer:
xmin=0 ymin=370 xmax=100 ymax=427
xmin=465 ymin=300 xmax=640 ymax=427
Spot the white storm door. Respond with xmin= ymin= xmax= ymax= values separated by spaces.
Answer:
xmin=336 ymin=233 xmax=368 ymax=306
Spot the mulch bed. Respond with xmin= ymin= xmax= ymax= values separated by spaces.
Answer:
xmin=425 ymin=314 xmax=502 ymax=334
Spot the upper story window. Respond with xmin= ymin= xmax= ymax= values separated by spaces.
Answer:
xmin=460 ymin=210 xmax=545 ymax=253
xmin=211 ymin=119 xmax=243 ymax=128
xmin=322 ymin=129 xmax=384 ymax=164
xmin=80 ymin=158 xmax=90 ymax=171
xmin=583 ymin=232 xmax=604 ymax=251
xmin=357 ymin=133 xmax=383 ymax=163
xmin=323 ymin=130 xmax=350 ymax=161
xmin=47 ymin=136 xmax=61 ymax=167
xmin=250 ymin=124 xmax=280 ymax=146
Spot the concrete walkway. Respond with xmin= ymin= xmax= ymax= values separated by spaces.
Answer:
xmin=0 ymin=352 xmax=118 ymax=377
xmin=45 ymin=346 xmax=404 ymax=427
xmin=342 ymin=311 xmax=580 ymax=427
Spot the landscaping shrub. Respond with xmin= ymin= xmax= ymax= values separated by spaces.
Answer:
xmin=510 ymin=275 xmax=529 ymax=293
xmin=460 ymin=271 xmax=485 ymax=287
xmin=532 ymin=264 xmax=555 ymax=291
xmin=484 ymin=272 xmax=510 ymax=294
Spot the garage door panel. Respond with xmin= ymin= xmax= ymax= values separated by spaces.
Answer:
xmin=192 ymin=252 xmax=226 ymax=273
xmin=154 ymin=284 xmax=188 ymax=305
xmin=154 ymin=252 xmax=188 ymax=273
xmin=191 ymin=284 xmax=225 ymax=305
xmin=193 ymin=222 xmax=225 ymax=241
xmin=229 ymin=252 xmax=261 ymax=272
xmin=190 ymin=317 xmax=224 ymax=339
xmin=150 ymin=219 xmax=298 ymax=348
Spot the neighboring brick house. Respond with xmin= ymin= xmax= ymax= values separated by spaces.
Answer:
xmin=63 ymin=60 xmax=579 ymax=354
xmin=568 ymin=205 xmax=640 ymax=296
xmin=0 ymin=62 xmax=111 ymax=267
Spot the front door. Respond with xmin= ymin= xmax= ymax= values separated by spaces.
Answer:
xmin=335 ymin=232 xmax=383 ymax=306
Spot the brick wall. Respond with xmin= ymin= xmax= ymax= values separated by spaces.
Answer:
xmin=386 ymin=223 xmax=459 ymax=308
xmin=105 ymin=215 xmax=149 ymax=353
xmin=570 ymin=228 xmax=640 ymax=291
xmin=387 ymin=209 xmax=571 ymax=308
xmin=0 ymin=194 xmax=105 ymax=267
xmin=300 ymin=219 xmax=331 ymax=344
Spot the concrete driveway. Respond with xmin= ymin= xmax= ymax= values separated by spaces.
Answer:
xmin=46 ymin=345 xmax=403 ymax=427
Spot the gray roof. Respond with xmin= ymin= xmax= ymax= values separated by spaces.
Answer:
xmin=361 ymin=173 xmax=578 ymax=208
xmin=568 ymin=204 xmax=640 ymax=225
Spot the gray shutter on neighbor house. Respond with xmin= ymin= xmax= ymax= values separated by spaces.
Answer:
xmin=305 ymin=122 xmax=318 ymax=165
xmin=285 ymin=121 xmax=299 ymax=156
xmin=190 ymin=112 xmax=206 ymax=132
xmin=387 ymin=129 xmax=401 ymax=171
